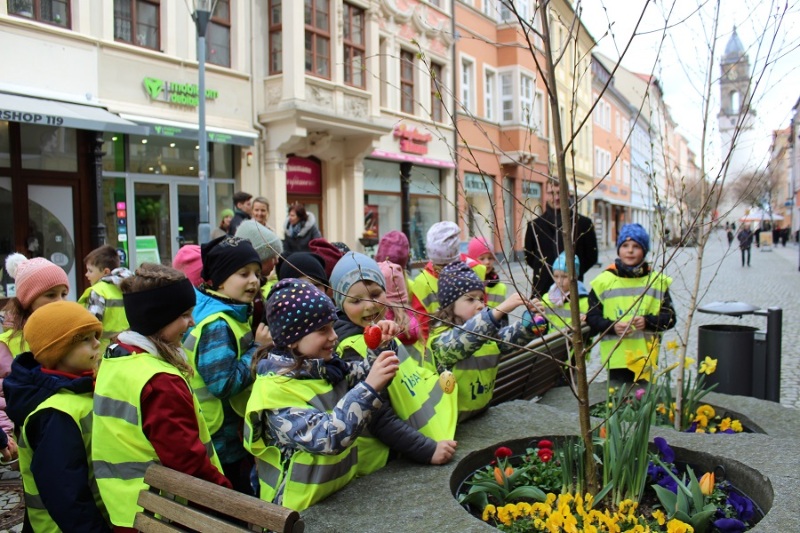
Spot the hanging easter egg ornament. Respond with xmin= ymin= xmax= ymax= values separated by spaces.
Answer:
xmin=364 ymin=325 xmax=382 ymax=350
xmin=439 ymin=370 xmax=456 ymax=394
xmin=531 ymin=315 xmax=548 ymax=336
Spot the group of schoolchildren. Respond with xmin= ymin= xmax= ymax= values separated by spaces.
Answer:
xmin=0 ymin=213 xmax=674 ymax=529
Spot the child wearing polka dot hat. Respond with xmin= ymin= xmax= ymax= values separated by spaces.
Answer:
xmin=244 ymin=278 xmax=401 ymax=511
xmin=428 ymin=260 xmax=546 ymax=422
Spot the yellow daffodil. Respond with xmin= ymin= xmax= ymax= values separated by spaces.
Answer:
xmin=685 ymin=357 xmax=696 ymax=366
xmin=731 ymin=420 xmax=743 ymax=432
xmin=652 ymin=509 xmax=666 ymax=525
xmin=696 ymin=404 xmax=716 ymax=419
xmin=657 ymin=403 xmax=667 ymax=415
xmin=698 ymin=356 xmax=718 ymax=375
xmin=699 ymin=472 xmax=715 ymax=495
xmin=666 ymin=340 xmax=679 ymax=351
xmin=626 ymin=350 xmax=654 ymax=382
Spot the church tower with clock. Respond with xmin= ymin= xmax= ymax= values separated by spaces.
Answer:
xmin=718 ymin=26 xmax=758 ymax=184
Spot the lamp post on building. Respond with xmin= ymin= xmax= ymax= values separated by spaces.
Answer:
xmin=188 ymin=0 xmax=217 ymax=245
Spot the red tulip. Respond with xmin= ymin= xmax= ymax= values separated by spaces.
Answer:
xmin=494 ymin=446 xmax=513 ymax=459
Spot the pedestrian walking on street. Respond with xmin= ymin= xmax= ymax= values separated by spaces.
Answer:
xmin=737 ymin=226 xmax=754 ymax=267
xmin=726 ymin=227 xmax=734 ymax=246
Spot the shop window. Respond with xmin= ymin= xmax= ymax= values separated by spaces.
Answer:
xmin=400 ymin=50 xmax=415 ymax=114
xmin=0 ymin=121 xmax=9 ymax=168
xmin=343 ymin=2 xmax=365 ymax=88
xmin=114 ymin=0 xmax=160 ymax=50
xmin=211 ymin=143 xmax=234 ymax=178
xmin=127 ymin=135 xmax=200 ymax=177
xmin=213 ymin=181 xmax=235 ymax=228
xmin=102 ymin=134 xmax=126 ymax=172
xmin=20 ymin=124 xmax=77 ymax=172
xmin=305 ymin=0 xmax=330 ymax=78
xmin=268 ymin=0 xmax=282 ymax=74
xmin=8 ymin=0 xmax=70 ymax=28
xmin=207 ymin=0 xmax=231 ymax=67
xmin=430 ymin=62 xmax=443 ymax=122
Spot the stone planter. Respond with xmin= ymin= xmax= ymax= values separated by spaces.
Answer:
xmin=302 ymin=400 xmax=799 ymax=532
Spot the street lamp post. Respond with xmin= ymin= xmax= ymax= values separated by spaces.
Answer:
xmin=189 ymin=0 xmax=217 ymax=245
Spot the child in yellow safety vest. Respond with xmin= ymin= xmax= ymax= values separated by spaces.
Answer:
xmin=428 ymin=261 xmax=546 ymax=422
xmin=183 ymin=235 xmax=271 ymax=495
xmin=5 ymin=302 xmax=110 ymax=532
xmin=78 ymin=244 xmax=132 ymax=352
xmin=0 ymin=253 xmax=69 ymax=450
xmin=466 ymin=236 xmax=508 ymax=309
xmin=331 ymin=252 xmax=459 ymax=456
xmin=378 ymin=260 xmax=427 ymax=368
xmin=235 ymin=219 xmax=283 ymax=339
xmin=92 ymin=263 xmax=231 ymax=529
xmin=527 ymin=251 xmax=590 ymax=334
xmin=244 ymin=278 xmax=401 ymax=511
xmin=586 ymin=223 xmax=676 ymax=383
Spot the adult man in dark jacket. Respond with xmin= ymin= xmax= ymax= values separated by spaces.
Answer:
xmin=227 ymin=191 xmax=253 ymax=235
xmin=524 ymin=181 xmax=598 ymax=297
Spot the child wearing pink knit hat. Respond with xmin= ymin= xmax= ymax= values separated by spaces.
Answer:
xmin=465 ymin=237 xmax=507 ymax=309
xmin=0 ymin=253 xmax=70 ymax=454
xmin=378 ymin=261 xmax=423 ymax=362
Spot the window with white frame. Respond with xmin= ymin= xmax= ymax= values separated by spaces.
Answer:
xmin=482 ymin=0 xmax=493 ymax=18
xmin=594 ymin=99 xmax=611 ymax=130
xmin=400 ymin=49 xmax=415 ymax=114
xmin=498 ymin=0 xmax=529 ymax=23
xmin=533 ymin=90 xmax=545 ymax=136
xmin=623 ymin=161 xmax=631 ymax=184
xmin=520 ymin=74 xmax=533 ymax=128
xmin=484 ymin=68 xmax=496 ymax=121
xmin=500 ymin=71 xmax=513 ymax=122
xmin=622 ymin=118 xmax=630 ymax=140
xmin=616 ymin=111 xmax=621 ymax=138
xmin=594 ymin=148 xmax=611 ymax=178
xmin=461 ymin=57 xmax=475 ymax=113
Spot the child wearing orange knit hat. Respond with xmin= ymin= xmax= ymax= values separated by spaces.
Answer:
xmin=4 ymin=301 xmax=111 ymax=531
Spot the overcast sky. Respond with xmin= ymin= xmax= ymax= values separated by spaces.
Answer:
xmin=579 ymin=0 xmax=800 ymax=168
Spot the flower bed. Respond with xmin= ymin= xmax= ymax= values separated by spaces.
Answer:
xmin=453 ymin=438 xmax=767 ymax=532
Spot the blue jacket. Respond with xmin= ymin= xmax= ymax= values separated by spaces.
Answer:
xmin=4 ymin=353 xmax=111 ymax=532
xmin=188 ymin=288 xmax=258 ymax=464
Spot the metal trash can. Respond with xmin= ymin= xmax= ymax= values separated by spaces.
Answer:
xmin=696 ymin=302 xmax=760 ymax=397
xmin=697 ymin=324 xmax=758 ymax=396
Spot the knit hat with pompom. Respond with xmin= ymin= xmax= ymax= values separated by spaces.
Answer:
xmin=5 ymin=253 xmax=69 ymax=309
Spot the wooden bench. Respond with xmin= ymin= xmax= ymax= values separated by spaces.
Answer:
xmin=491 ymin=327 xmax=589 ymax=405
xmin=134 ymin=464 xmax=304 ymax=533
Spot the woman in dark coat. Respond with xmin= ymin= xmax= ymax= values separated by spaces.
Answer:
xmin=283 ymin=203 xmax=322 ymax=254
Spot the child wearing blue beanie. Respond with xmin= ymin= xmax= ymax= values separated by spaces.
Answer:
xmin=527 ymin=251 xmax=590 ymax=335
xmin=586 ymin=223 xmax=676 ymax=383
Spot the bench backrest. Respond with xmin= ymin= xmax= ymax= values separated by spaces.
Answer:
xmin=134 ymin=464 xmax=305 ymax=533
xmin=491 ymin=328 xmax=588 ymax=405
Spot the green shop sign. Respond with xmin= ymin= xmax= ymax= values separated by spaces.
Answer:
xmin=143 ymin=77 xmax=219 ymax=108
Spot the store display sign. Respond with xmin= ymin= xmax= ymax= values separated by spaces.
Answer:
xmin=522 ymin=180 xmax=541 ymax=198
xmin=143 ymin=77 xmax=219 ymax=108
xmin=393 ymin=124 xmax=432 ymax=155
xmin=464 ymin=172 xmax=494 ymax=194
xmin=286 ymin=156 xmax=322 ymax=195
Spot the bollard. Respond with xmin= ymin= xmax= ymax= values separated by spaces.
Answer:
xmin=765 ymin=308 xmax=782 ymax=403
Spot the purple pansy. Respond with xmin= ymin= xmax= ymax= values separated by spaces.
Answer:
xmin=713 ymin=517 xmax=747 ymax=533
xmin=654 ymin=437 xmax=675 ymax=463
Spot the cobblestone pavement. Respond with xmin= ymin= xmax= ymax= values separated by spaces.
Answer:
xmin=500 ymin=229 xmax=800 ymax=408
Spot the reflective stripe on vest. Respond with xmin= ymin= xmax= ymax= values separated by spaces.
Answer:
xmin=412 ymin=271 xmax=439 ymax=314
xmin=428 ymin=327 xmax=500 ymax=422
xmin=591 ymin=271 xmax=672 ymax=370
xmin=93 ymin=352 xmax=222 ymax=527
xmin=485 ymin=283 xmax=507 ymax=308
xmin=0 ymin=329 xmax=28 ymax=358
xmin=21 ymin=391 xmax=108 ymax=532
xmin=542 ymin=293 xmax=589 ymax=333
xmin=183 ymin=312 xmax=254 ymax=434
xmin=337 ymin=336 xmax=457 ymax=441
xmin=244 ymin=375 xmax=362 ymax=511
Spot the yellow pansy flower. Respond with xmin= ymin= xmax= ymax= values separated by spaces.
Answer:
xmin=731 ymin=420 xmax=743 ymax=432
xmin=719 ymin=418 xmax=732 ymax=431
xmin=652 ymin=509 xmax=666 ymax=525
xmin=667 ymin=518 xmax=695 ymax=533
xmin=694 ymin=414 xmax=709 ymax=428
xmin=481 ymin=504 xmax=496 ymax=521
xmin=696 ymin=404 xmax=716 ymax=419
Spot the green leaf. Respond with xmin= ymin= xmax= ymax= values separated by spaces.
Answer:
xmin=458 ymin=490 xmax=489 ymax=509
xmin=652 ymin=484 xmax=678 ymax=516
xmin=506 ymin=486 xmax=547 ymax=502
xmin=688 ymin=509 xmax=717 ymax=533
xmin=677 ymin=487 xmax=690 ymax=514
xmin=592 ymin=482 xmax=614 ymax=508
xmin=686 ymin=466 xmax=705 ymax=511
